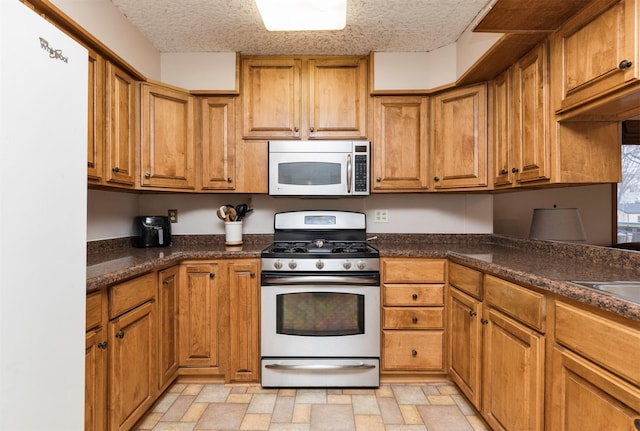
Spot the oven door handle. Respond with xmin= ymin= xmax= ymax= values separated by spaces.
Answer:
xmin=265 ymin=362 xmax=376 ymax=371
xmin=261 ymin=274 xmax=379 ymax=285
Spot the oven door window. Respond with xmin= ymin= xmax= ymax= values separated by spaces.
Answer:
xmin=278 ymin=162 xmax=341 ymax=186
xmin=276 ymin=292 xmax=364 ymax=336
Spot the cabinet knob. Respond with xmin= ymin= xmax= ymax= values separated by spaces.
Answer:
xmin=469 ymin=310 xmax=477 ymax=317
xmin=112 ymin=167 xmax=120 ymax=173
xmin=511 ymin=167 xmax=519 ymax=174
xmin=411 ymin=349 xmax=418 ymax=356
xmin=97 ymin=341 xmax=108 ymax=350
xmin=619 ymin=59 xmax=633 ymax=70
xmin=144 ymin=172 xmax=151 ymax=178
xmin=412 ymin=293 xmax=418 ymax=300
xmin=115 ymin=331 xmax=125 ymax=339
xmin=209 ymin=273 xmax=215 ymax=279
xmin=250 ymin=271 xmax=256 ymax=278
xmin=227 ymin=177 xmax=233 ymax=183
xmin=633 ymin=418 xmax=640 ymax=430
xmin=376 ymin=177 xmax=382 ymax=182
xmin=310 ymin=126 xmax=315 ymax=132
xmin=162 ymin=279 xmax=170 ymax=285
xmin=434 ymin=176 xmax=440 ymax=182
xmin=294 ymin=126 xmax=299 ymax=132
xmin=481 ymin=318 xmax=489 ymax=325
xmin=412 ymin=316 xmax=418 ymax=324
xmin=500 ymin=169 xmax=508 ymax=175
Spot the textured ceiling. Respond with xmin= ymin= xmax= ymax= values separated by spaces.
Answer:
xmin=109 ymin=0 xmax=494 ymax=55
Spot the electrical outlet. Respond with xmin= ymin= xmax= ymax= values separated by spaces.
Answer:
xmin=168 ymin=209 xmax=178 ymax=223
xmin=374 ymin=210 xmax=389 ymax=223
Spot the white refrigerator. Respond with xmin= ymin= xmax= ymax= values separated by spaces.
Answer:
xmin=0 ymin=1 xmax=87 ymax=429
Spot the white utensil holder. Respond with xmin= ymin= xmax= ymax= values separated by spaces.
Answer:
xmin=224 ymin=221 xmax=243 ymax=245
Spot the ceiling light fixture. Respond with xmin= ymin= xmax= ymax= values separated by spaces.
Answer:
xmin=255 ymin=0 xmax=347 ymax=31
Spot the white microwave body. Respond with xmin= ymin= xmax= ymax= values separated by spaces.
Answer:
xmin=268 ymin=140 xmax=370 ymax=196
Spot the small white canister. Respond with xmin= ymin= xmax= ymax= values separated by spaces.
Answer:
xmin=224 ymin=221 xmax=243 ymax=245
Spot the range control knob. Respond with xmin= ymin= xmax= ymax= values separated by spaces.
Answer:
xmin=288 ymin=260 xmax=297 ymax=270
xmin=343 ymin=260 xmax=352 ymax=270
xmin=316 ymin=260 xmax=325 ymax=270
xmin=357 ymin=261 xmax=366 ymax=270
xmin=273 ymin=260 xmax=283 ymax=270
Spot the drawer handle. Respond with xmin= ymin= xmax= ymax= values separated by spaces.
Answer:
xmin=115 ymin=331 xmax=125 ymax=339
xmin=412 ymin=293 xmax=418 ymax=300
xmin=635 ymin=418 xmax=640 ymax=431
xmin=411 ymin=349 xmax=418 ymax=356
xmin=97 ymin=341 xmax=108 ymax=350
xmin=481 ymin=318 xmax=489 ymax=325
xmin=469 ymin=311 xmax=477 ymax=317
xmin=412 ymin=316 xmax=418 ymax=324
xmin=619 ymin=59 xmax=633 ymax=70
xmin=209 ymin=273 xmax=215 ymax=279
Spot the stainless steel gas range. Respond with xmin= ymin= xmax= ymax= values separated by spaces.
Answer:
xmin=260 ymin=210 xmax=380 ymax=388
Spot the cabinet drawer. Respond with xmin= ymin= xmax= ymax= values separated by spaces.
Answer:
xmin=448 ymin=262 xmax=482 ymax=299
xmin=383 ymin=308 xmax=443 ymax=329
xmin=383 ymin=330 xmax=444 ymax=370
xmin=384 ymin=284 xmax=444 ymax=306
xmin=109 ymin=273 xmax=156 ymax=319
xmin=86 ymin=291 xmax=104 ymax=331
xmin=555 ymin=301 xmax=640 ymax=387
xmin=485 ymin=275 xmax=545 ymax=332
xmin=382 ymin=258 xmax=446 ymax=283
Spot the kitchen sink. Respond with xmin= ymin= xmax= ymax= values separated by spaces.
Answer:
xmin=569 ymin=280 xmax=640 ymax=304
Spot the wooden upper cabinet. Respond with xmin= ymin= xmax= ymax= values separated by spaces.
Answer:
xmin=105 ymin=62 xmax=135 ymax=186
xmin=241 ymin=56 xmax=368 ymax=140
xmin=198 ymin=97 xmax=236 ymax=190
xmin=307 ymin=57 xmax=368 ymax=139
xmin=140 ymin=82 xmax=195 ymax=190
xmin=372 ymin=96 xmax=429 ymax=191
xmin=512 ymin=42 xmax=550 ymax=184
xmin=492 ymin=69 xmax=513 ymax=187
xmin=87 ymin=48 xmax=104 ymax=182
xmin=242 ymin=57 xmax=302 ymax=139
xmin=432 ymin=83 xmax=488 ymax=190
xmin=552 ymin=0 xmax=639 ymax=113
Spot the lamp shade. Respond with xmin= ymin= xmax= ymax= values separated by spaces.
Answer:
xmin=528 ymin=208 xmax=587 ymax=242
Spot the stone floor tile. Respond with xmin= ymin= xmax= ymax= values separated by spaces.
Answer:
xmin=248 ymin=394 xmax=278 ymax=414
xmin=240 ymin=413 xmax=272 ymax=430
xmin=195 ymin=403 xmax=247 ymax=430
xmin=137 ymin=412 xmax=163 ymax=429
xmin=272 ymin=396 xmax=295 ymax=423
xmin=182 ymin=384 xmax=204 ymax=396
xmin=399 ymin=405 xmax=423 ymax=425
xmin=153 ymin=393 xmax=180 ymax=413
xmin=392 ymin=385 xmax=429 ymax=405
xmin=295 ymin=389 xmax=327 ymax=404
xmin=268 ymin=424 xmax=310 ymax=431
xmin=181 ymin=403 xmax=208 ymax=423
xmin=231 ymin=386 xmax=249 ymax=394
xmin=327 ymin=389 xmax=343 ymax=395
xmin=351 ymin=395 xmax=380 ymax=415
xmin=385 ymin=425 xmax=428 ymax=431
xmin=417 ymin=405 xmax=474 ymax=431
xmin=292 ymin=404 xmax=311 ymax=424
xmin=162 ymin=395 xmax=196 ymax=422
xmin=342 ymin=388 xmax=375 ymax=395
xmin=194 ymin=384 xmax=232 ymax=403
xmin=374 ymin=385 xmax=394 ymax=397
xmin=228 ymin=393 xmax=254 ymax=404
xmin=451 ymin=394 xmax=475 ymax=416
xmin=437 ymin=385 xmax=460 ymax=395
xmin=421 ymin=384 xmax=441 ymax=396
xmin=310 ymin=404 xmax=355 ymax=431
xmin=427 ymin=395 xmax=456 ymax=405
xmin=169 ymin=384 xmax=188 ymax=393
xmin=278 ymin=389 xmax=297 ymax=397
xmin=327 ymin=394 xmax=352 ymax=404
xmin=466 ymin=415 xmax=491 ymax=431
xmin=248 ymin=386 xmax=279 ymax=394
xmin=376 ymin=396 xmax=404 ymax=425
xmin=354 ymin=414 xmax=385 ymax=431
xmin=151 ymin=423 xmax=196 ymax=431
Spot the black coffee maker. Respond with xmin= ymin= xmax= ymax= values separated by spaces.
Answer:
xmin=133 ymin=216 xmax=171 ymax=247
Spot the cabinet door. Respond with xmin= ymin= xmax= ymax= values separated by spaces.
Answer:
xmin=158 ymin=266 xmax=179 ymax=391
xmin=105 ymin=62 xmax=135 ymax=186
xmin=373 ymin=96 xmax=429 ymax=191
xmin=307 ymin=57 xmax=368 ymax=139
xmin=447 ymin=287 xmax=482 ymax=408
xmin=199 ymin=97 xmax=236 ymax=190
xmin=242 ymin=57 xmax=301 ymax=139
xmin=87 ymin=48 xmax=104 ymax=182
xmin=228 ymin=260 xmax=260 ymax=382
xmin=432 ymin=83 xmax=488 ymax=189
xmin=512 ymin=43 xmax=550 ymax=183
xmin=85 ymin=328 xmax=107 ymax=431
xmin=140 ymin=83 xmax=195 ymax=189
xmin=482 ymin=308 xmax=545 ymax=431
xmin=109 ymin=301 xmax=156 ymax=431
xmin=492 ymin=69 xmax=513 ymax=187
xmin=178 ymin=263 xmax=223 ymax=370
xmin=549 ymin=345 xmax=640 ymax=431
xmin=553 ymin=0 xmax=639 ymax=112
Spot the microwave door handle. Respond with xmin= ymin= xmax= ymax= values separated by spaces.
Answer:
xmin=347 ymin=154 xmax=352 ymax=194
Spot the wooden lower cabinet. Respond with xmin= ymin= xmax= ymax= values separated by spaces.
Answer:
xmin=158 ymin=266 xmax=179 ymax=390
xmin=85 ymin=291 xmax=107 ymax=431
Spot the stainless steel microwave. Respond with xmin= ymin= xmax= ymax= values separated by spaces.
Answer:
xmin=268 ymin=140 xmax=370 ymax=197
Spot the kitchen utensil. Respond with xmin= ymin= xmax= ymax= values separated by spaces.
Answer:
xmin=218 ymin=206 xmax=230 ymax=222
xmin=235 ymin=203 xmax=248 ymax=221
xmin=227 ymin=207 xmax=237 ymax=221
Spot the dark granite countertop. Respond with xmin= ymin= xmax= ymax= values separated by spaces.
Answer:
xmin=87 ymin=234 xmax=640 ymax=322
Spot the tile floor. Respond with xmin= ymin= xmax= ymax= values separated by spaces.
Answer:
xmin=136 ymin=382 xmax=490 ymax=431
